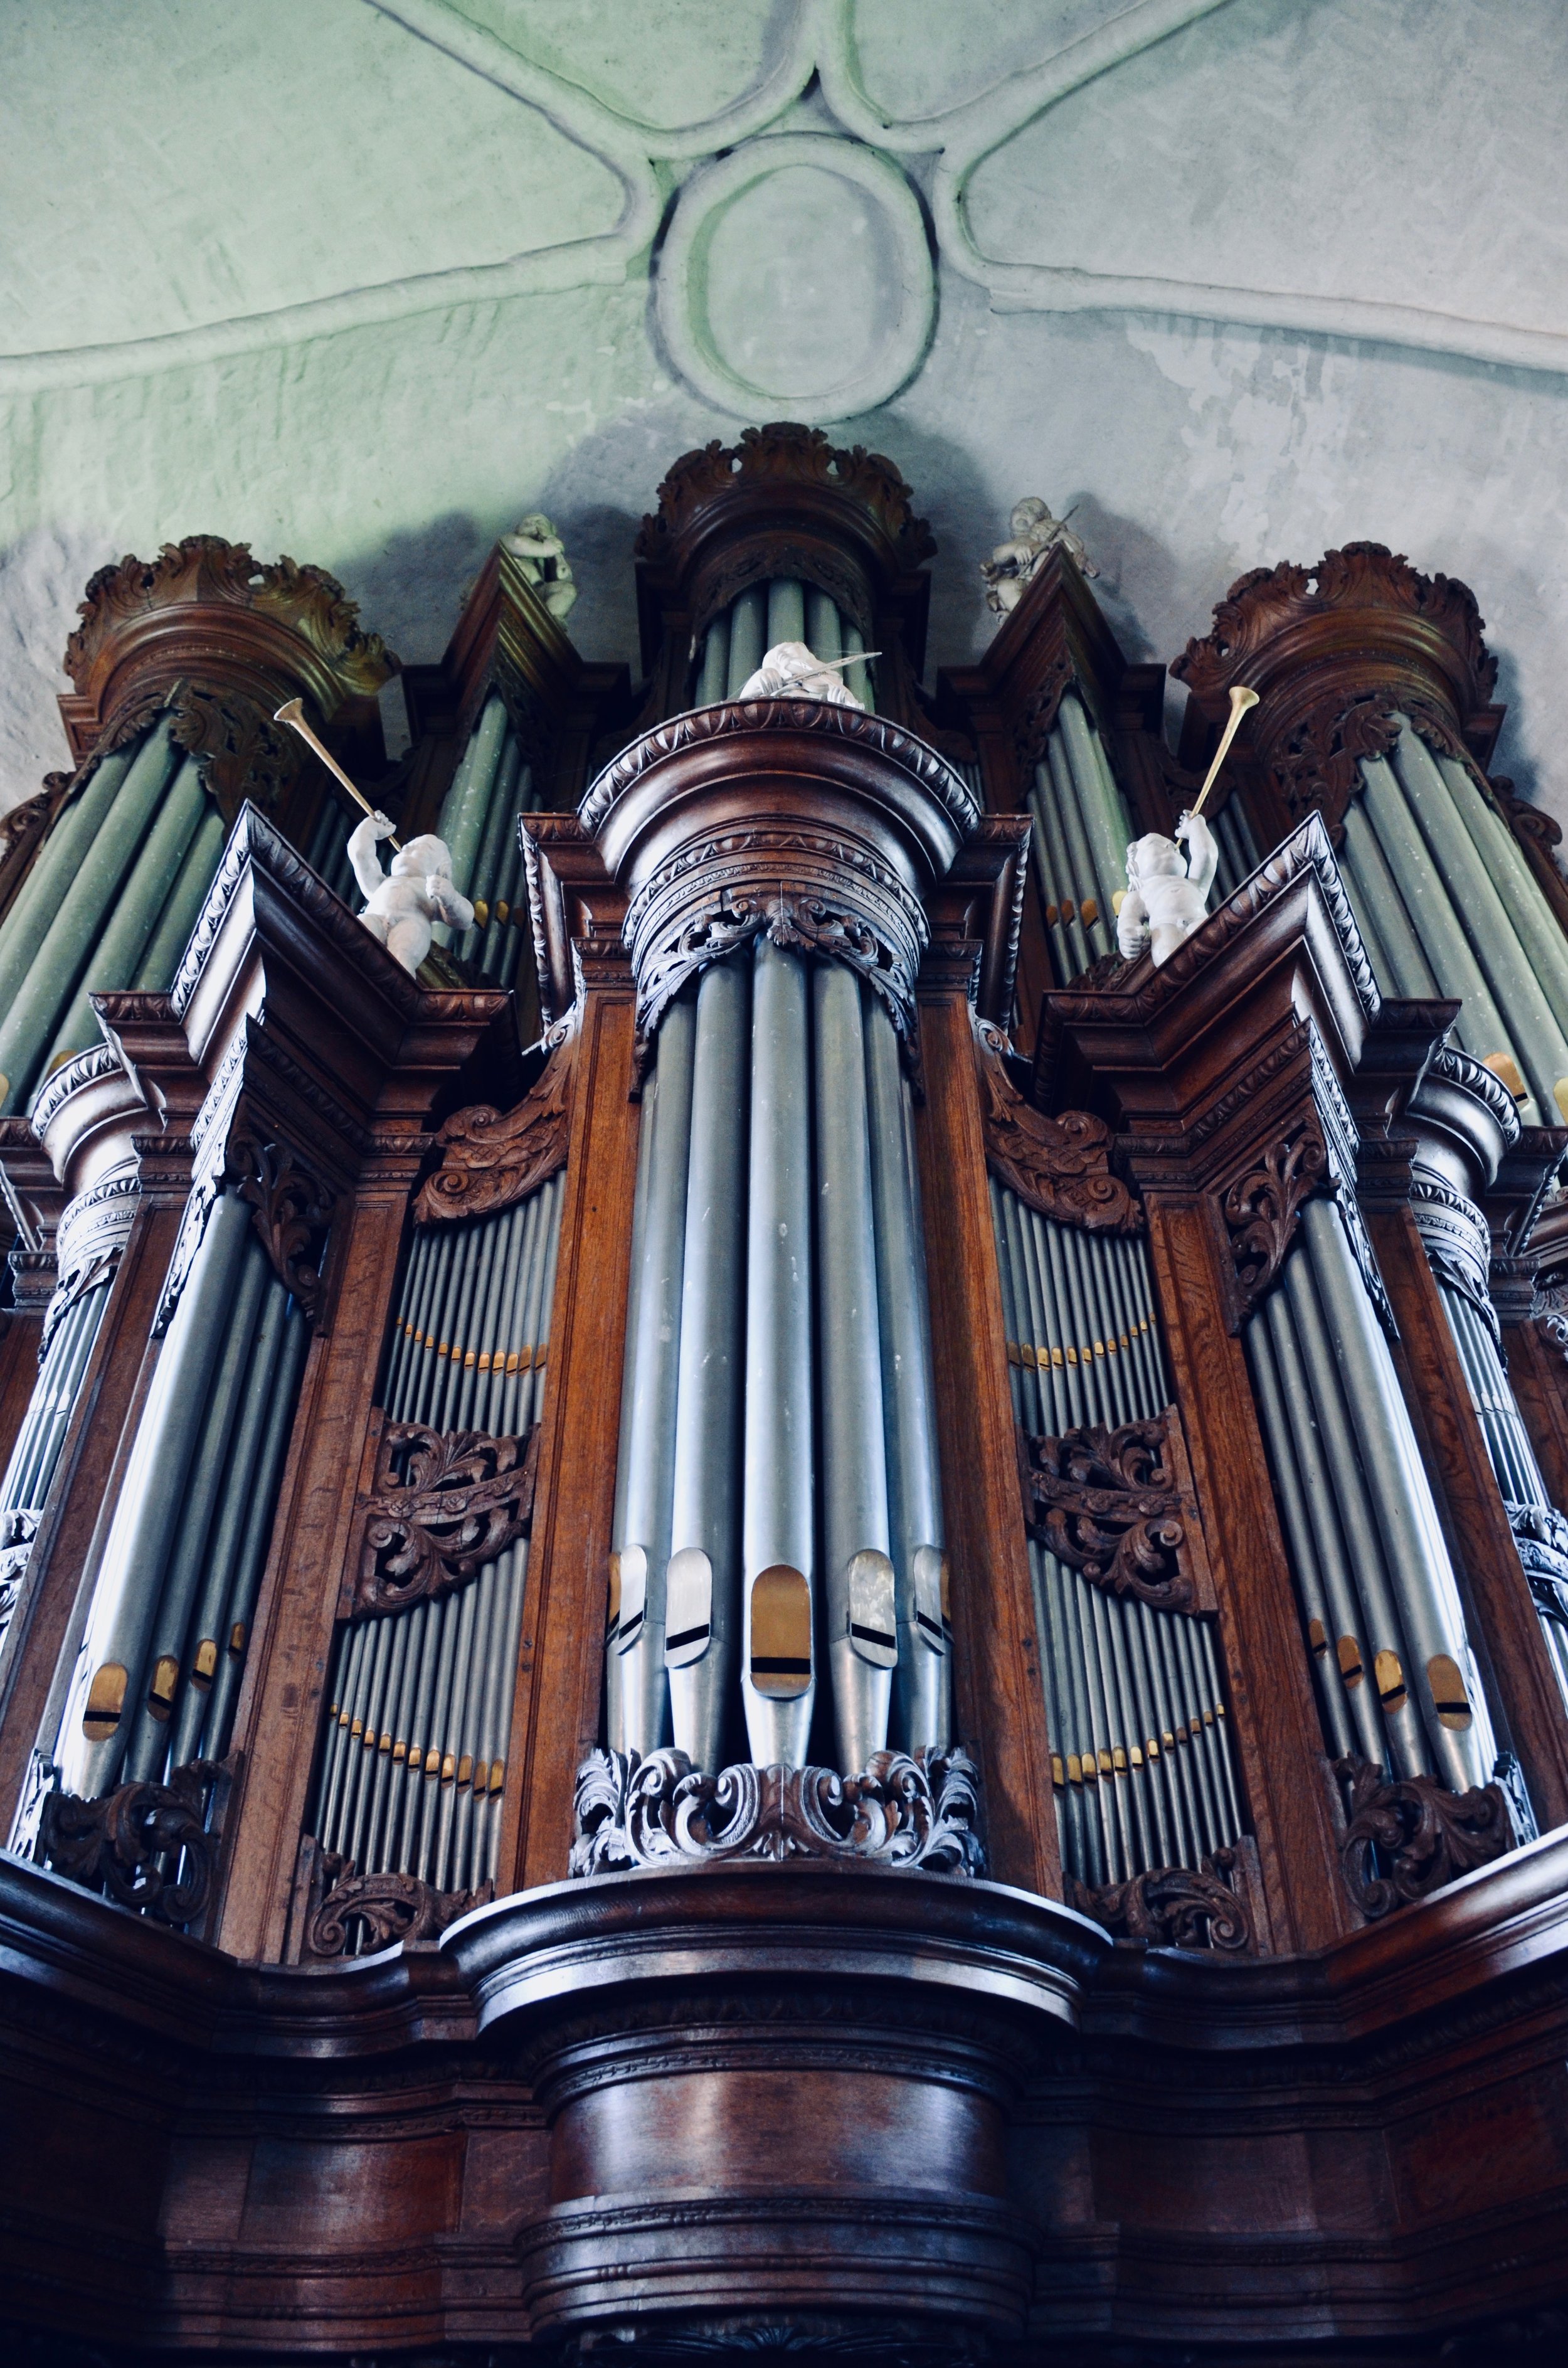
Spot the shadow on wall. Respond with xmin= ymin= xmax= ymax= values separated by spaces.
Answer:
xmin=0 ymin=522 xmax=120 ymax=815
xmin=336 ymin=511 xmax=494 ymax=671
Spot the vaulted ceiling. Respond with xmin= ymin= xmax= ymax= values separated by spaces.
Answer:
xmin=5 ymin=0 xmax=1567 ymax=819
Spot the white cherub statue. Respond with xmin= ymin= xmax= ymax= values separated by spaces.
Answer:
xmin=347 ymin=812 xmax=474 ymax=975
xmin=980 ymin=497 xmax=1098 ymax=615
xmin=500 ymin=513 xmax=578 ymax=620
xmin=736 ymin=640 xmax=867 ymax=709
xmin=1116 ymin=812 xmax=1219 ymax=968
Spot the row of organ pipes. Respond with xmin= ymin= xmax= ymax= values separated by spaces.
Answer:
xmin=607 ymin=938 xmax=947 ymax=1776
xmin=3 ymin=454 xmax=1568 ymax=1944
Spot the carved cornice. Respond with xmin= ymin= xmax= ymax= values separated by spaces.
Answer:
xmin=1175 ymin=544 xmax=1496 ymax=708
xmin=58 ymin=536 xmax=396 ymax=820
xmin=415 ymin=1012 xmax=575 ymax=1224
xmin=1069 ymin=1851 xmax=1252 ymax=1951
xmin=570 ymin=1745 xmax=984 ymax=1877
xmin=1333 ymin=1753 xmax=1512 ymax=1920
xmin=635 ymin=423 xmax=935 ymax=576
xmin=1022 ymin=1411 xmax=1203 ymax=1612
xmin=580 ymin=698 xmax=976 ymax=838
xmin=352 ymin=1421 xmax=539 ymax=1617
xmin=975 ymin=1016 xmax=1142 ymax=1233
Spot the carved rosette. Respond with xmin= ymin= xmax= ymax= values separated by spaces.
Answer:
xmin=302 ymin=1853 xmax=492 ymax=1960
xmin=36 ymin=1756 xmax=233 ymax=1929
xmin=414 ymin=1015 xmax=575 ymax=1224
xmin=353 ymin=1421 xmax=539 ymax=1617
xmin=975 ymin=1015 xmax=1142 ymax=1233
xmin=1333 ymin=1753 xmax=1512 ymax=1919
xmin=1022 ymin=1412 xmax=1204 ymax=1612
xmin=570 ymin=1745 xmax=985 ymax=1878
xmin=1068 ymin=1851 xmax=1252 ymax=1951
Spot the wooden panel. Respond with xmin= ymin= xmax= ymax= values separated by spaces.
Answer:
xmin=1507 ymin=1312 xmax=1568 ymax=1515
xmin=503 ymin=987 xmax=641 ymax=1894
xmin=916 ymin=994 xmax=1060 ymax=1899
xmin=0 ymin=1310 xmax=40 ymax=1487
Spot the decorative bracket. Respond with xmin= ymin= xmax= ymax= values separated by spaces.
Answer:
xmin=975 ymin=1014 xmax=1142 ymax=1234
xmin=413 ymin=1013 xmax=575 ymax=1224
xmin=36 ymin=1755 xmax=235 ymax=1931
xmin=1067 ymin=1850 xmax=1253 ymax=1951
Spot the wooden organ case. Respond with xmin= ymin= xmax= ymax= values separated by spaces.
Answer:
xmin=0 ymin=436 xmax=1566 ymax=2364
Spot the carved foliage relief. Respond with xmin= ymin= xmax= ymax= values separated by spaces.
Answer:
xmin=353 ymin=1421 xmax=540 ymax=1617
xmin=1022 ymin=1412 xmax=1201 ymax=1613
xmin=975 ymin=1016 xmax=1142 ymax=1234
xmin=415 ymin=1017 xmax=575 ymax=1225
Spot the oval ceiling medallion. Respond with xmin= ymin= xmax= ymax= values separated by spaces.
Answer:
xmin=657 ymin=134 xmax=935 ymax=423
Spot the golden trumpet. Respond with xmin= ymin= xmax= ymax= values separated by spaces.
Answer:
xmin=1189 ymin=683 xmax=1260 ymax=822
xmin=273 ymin=699 xmax=400 ymax=850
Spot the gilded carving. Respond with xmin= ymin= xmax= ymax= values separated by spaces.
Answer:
xmin=354 ymin=1421 xmax=540 ymax=1616
xmin=974 ymin=1016 xmax=1141 ymax=1233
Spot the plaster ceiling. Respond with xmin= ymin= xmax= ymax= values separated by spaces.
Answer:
xmin=4 ymin=0 xmax=1567 ymax=828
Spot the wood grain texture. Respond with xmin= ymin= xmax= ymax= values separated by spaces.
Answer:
xmin=502 ymin=987 xmax=640 ymax=1894
xmin=1506 ymin=1310 xmax=1568 ymax=1514
xmin=916 ymin=992 xmax=1060 ymax=1898
xmin=1371 ymin=1206 xmax=1568 ymax=1832
xmin=0 ymin=1309 xmax=40 ymax=1490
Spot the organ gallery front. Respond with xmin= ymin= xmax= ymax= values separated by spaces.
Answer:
xmin=1 ymin=428 xmax=1567 ymax=2362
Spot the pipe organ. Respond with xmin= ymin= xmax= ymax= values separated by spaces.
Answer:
xmin=1 ymin=430 xmax=1568 ymax=2360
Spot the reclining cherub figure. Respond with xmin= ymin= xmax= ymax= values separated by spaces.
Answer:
xmin=1116 ymin=811 xmax=1218 ymax=969
xmin=347 ymin=812 xmax=474 ymax=975
xmin=736 ymin=640 xmax=867 ymax=709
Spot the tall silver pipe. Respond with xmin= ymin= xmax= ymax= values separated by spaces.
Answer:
xmin=613 ymin=997 xmax=696 ymax=1753
xmin=766 ymin=577 xmax=807 ymax=648
xmin=667 ymin=962 xmax=748 ymax=1771
xmin=864 ymin=993 xmax=948 ymax=1753
xmin=726 ymin=588 xmax=766 ymax=696
xmin=805 ymin=588 xmax=842 ymax=663
xmin=1341 ymin=799 xmax=1439 ymax=998
xmin=56 ymin=1189 xmax=252 ymax=1797
xmin=1057 ymin=694 xmax=1131 ymax=927
xmin=1439 ymin=750 xmax=1568 ymax=1040
xmin=1301 ymin=1198 xmax=1496 ymax=1790
xmin=741 ymin=938 xmax=815 ymax=1765
xmin=697 ymin=612 xmax=729 ymax=705
xmin=813 ymin=966 xmax=894 ymax=1773
xmin=198 ymin=1299 xmax=309 ymax=1762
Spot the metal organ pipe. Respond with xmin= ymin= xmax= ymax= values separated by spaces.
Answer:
xmin=1024 ymin=696 xmax=1133 ymax=987
xmin=694 ymin=579 xmax=876 ymax=712
xmin=742 ymin=938 xmax=815 ymax=1765
xmin=990 ymin=1177 xmax=1242 ymax=1889
xmin=667 ymin=961 xmax=750 ymax=1772
xmin=313 ymin=1174 xmax=563 ymax=1902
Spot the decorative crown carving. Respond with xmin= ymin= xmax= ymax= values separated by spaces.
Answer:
xmin=1173 ymin=543 xmax=1496 ymax=706
xmin=635 ymin=423 xmax=935 ymax=573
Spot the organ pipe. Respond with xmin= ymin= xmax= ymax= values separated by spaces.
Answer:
xmin=696 ymin=579 xmax=874 ymax=711
xmin=421 ymin=691 xmax=540 ymax=987
xmin=314 ymin=1175 xmax=563 ymax=1903
xmin=1025 ymin=693 xmax=1134 ymax=985
xmin=0 ymin=1277 xmax=113 ymax=1657
xmin=990 ymin=1177 xmax=1242 ymax=1886
xmin=1246 ymin=1202 xmax=1498 ymax=1794
xmin=606 ymin=947 xmax=945 ymax=1776
xmin=50 ymin=1190 xmax=310 ymax=1800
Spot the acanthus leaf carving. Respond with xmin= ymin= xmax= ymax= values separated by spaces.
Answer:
xmin=1221 ymin=1119 xmax=1328 ymax=1317
xmin=168 ymin=682 xmax=300 ymax=821
xmin=1010 ymin=650 xmax=1076 ymax=775
xmin=36 ymin=1756 xmax=234 ymax=1930
xmin=302 ymin=1849 xmax=492 ymax=1959
xmin=635 ymin=424 xmax=935 ymax=576
xmin=1022 ymin=1411 xmax=1197 ymax=1612
xmin=224 ymin=1128 xmax=336 ymax=1325
xmin=1333 ymin=1753 xmax=1512 ymax=1919
xmin=570 ymin=1744 xmax=985 ymax=1878
xmin=1067 ymin=1850 xmax=1252 ymax=1951
xmin=415 ymin=1014 xmax=575 ymax=1225
xmin=354 ymin=1421 xmax=539 ymax=1617
xmin=975 ymin=1014 xmax=1141 ymax=1234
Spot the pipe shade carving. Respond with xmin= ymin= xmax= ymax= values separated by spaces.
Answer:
xmin=1333 ymin=1753 xmax=1512 ymax=1919
xmin=975 ymin=1014 xmax=1141 ymax=1233
xmin=36 ymin=1755 xmax=233 ymax=1930
xmin=1069 ymin=1850 xmax=1253 ymax=1951
xmin=413 ymin=1017 xmax=573 ymax=1223
xmin=1022 ymin=1413 xmax=1202 ymax=1613
xmin=352 ymin=1421 xmax=539 ymax=1617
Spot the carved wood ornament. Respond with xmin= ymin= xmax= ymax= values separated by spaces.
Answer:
xmin=974 ymin=1015 xmax=1142 ymax=1233
xmin=570 ymin=1745 xmax=984 ymax=1877
xmin=352 ymin=1421 xmax=540 ymax=1617
xmin=1221 ymin=1118 xmax=1329 ymax=1319
xmin=1333 ymin=1753 xmax=1512 ymax=1919
xmin=225 ymin=1128 xmax=336 ymax=1325
xmin=414 ymin=1015 xmax=575 ymax=1224
xmin=1069 ymin=1852 xmax=1253 ymax=1952
xmin=302 ymin=1854 xmax=492 ymax=1960
xmin=1022 ymin=1410 xmax=1207 ymax=1613
xmin=37 ymin=1758 xmax=233 ymax=1930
